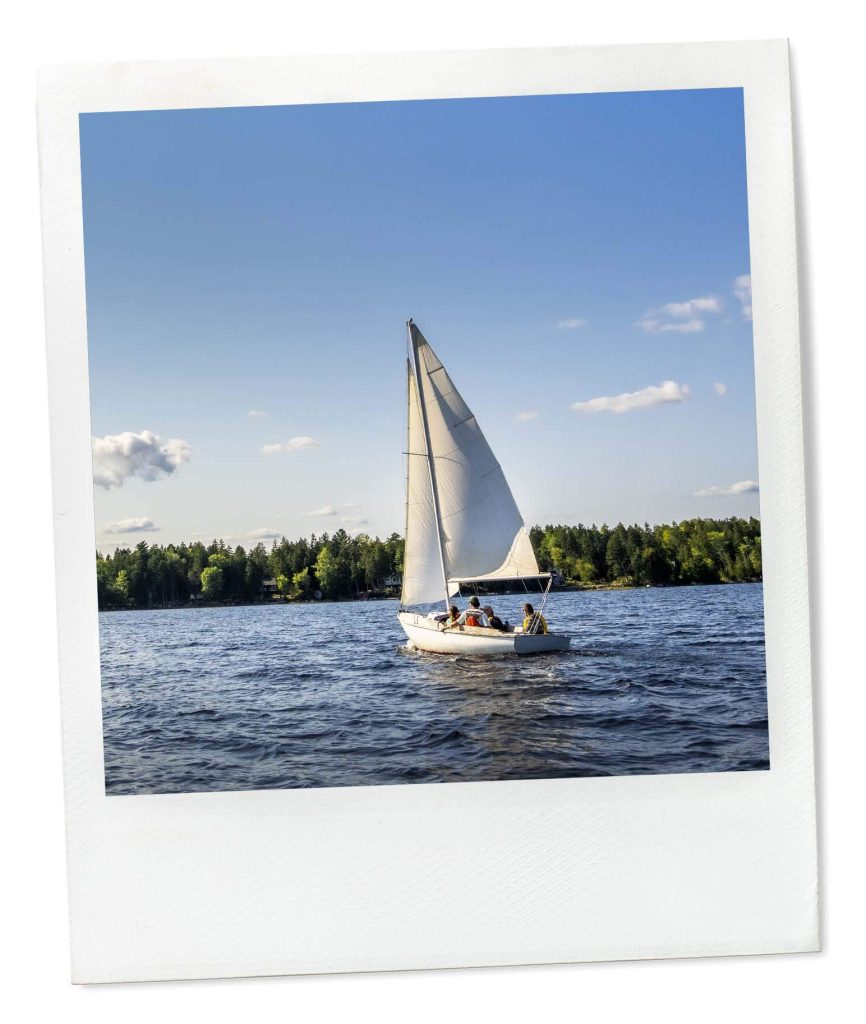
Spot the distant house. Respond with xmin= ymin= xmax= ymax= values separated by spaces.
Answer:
xmin=383 ymin=573 xmax=402 ymax=590
xmin=262 ymin=577 xmax=280 ymax=597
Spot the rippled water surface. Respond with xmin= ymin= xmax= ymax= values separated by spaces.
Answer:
xmin=100 ymin=584 xmax=769 ymax=794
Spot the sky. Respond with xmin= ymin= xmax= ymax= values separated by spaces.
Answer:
xmin=80 ymin=88 xmax=759 ymax=552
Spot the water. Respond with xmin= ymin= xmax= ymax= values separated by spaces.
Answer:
xmin=99 ymin=583 xmax=769 ymax=794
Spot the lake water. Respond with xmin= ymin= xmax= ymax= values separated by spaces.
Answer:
xmin=99 ymin=583 xmax=769 ymax=794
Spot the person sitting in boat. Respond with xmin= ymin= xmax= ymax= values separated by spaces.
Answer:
xmin=429 ymin=605 xmax=460 ymax=624
xmin=483 ymin=605 xmax=508 ymax=632
xmin=522 ymin=602 xmax=549 ymax=635
xmin=451 ymin=596 xmax=488 ymax=628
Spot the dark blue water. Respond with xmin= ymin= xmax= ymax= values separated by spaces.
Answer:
xmin=99 ymin=583 xmax=769 ymax=794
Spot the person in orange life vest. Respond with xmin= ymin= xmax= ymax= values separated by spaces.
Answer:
xmin=452 ymin=596 xmax=488 ymax=628
xmin=522 ymin=602 xmax=549 ymax=635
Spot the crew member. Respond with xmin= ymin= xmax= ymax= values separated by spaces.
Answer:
xmin=522 ymin=602 xmax=549 ymax=635
xmin=483 ymin=605 xmax=508 ymax=632
xmin=452 ymin=596 xmax=488 ymax=628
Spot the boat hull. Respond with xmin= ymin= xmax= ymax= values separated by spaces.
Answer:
xmin=398 ymin=611 xmax=570 ymax=656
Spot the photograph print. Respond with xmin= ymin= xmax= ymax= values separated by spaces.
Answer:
xmin=83 ymin=86 xmax=769 ymax=795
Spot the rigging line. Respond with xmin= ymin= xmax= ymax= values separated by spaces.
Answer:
xmin=537 ymin=574 xmax=553 ymax=621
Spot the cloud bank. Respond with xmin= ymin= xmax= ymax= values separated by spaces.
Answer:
xmin=261 ymin=436 xmax=323 ymax=454
xmin=572 ymin=380 xmax=690 ymax=415
xmin=101 ymin=517 xmax=160 ymax=534
xmin=640 ymin=295 xmax=722 ymax=334
xmin=92 ymin=430 xmax=191 ymax=489
xmin=693 ymin=480 xmax=759 ymax=498
xmin=555 ymin=317 xmax=587 ymax=329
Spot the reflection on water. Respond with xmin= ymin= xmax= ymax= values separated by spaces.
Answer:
xmin=100 ymin=583 xmax=769 ymax=794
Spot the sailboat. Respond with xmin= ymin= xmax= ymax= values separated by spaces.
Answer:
xmin=397 ymin=320 xmax=570 ymax=655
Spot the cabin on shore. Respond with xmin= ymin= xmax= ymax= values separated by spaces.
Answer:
xmin=383 ymin=573 xmax=402 ymax=594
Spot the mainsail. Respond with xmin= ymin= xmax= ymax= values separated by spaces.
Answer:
xmin=401 ymin=321 xmax=543 ymax=608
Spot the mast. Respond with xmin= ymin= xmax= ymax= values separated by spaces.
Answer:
xmin=407 ymin=319 xmax=451 ymax=611
xmin=399 ymin=358 xmax=412 ymax=611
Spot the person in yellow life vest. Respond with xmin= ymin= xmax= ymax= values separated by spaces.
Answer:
xmin=522 ymin=602 xmax=548 ymax=635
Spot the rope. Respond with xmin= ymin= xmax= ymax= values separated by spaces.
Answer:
xmin=537 ymin=575 xmax=553 ymax=622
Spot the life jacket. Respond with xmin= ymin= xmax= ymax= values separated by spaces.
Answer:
xmin=523 ymin=612 xmax=549 ymax=635
xmin=465 ymin=612 xmax=482 ymax=627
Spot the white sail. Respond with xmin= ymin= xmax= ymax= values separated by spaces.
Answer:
xmin=401 ymin=361 xmax=448 ymax=606
xmin=401 ymin=322 xmax=542 ymax=608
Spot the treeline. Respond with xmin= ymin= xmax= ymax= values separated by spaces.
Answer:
xmin=95 ymin=517 xmax=761 ymax=610
xmin=96 ymin=531 xmax=404 ymax=610
xmin=530 ymin=517 xmax=762 ymax=587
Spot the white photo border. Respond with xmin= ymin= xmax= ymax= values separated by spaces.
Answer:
xmin=37 ymin=40 xmax=818 ymax=983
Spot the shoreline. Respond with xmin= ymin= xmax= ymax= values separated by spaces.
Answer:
xmin=98 ymin=578 xmax=763 ymax=612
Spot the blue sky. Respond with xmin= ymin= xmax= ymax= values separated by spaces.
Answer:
xmin=80 ymin=88 xmax=758 ymax=551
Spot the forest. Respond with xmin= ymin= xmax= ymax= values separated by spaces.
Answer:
xmin=95 ymin=517 xmax=762 ymax=610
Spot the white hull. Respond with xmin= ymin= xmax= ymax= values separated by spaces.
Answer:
xmin=398 ymin=611 xmax=570 ymax=656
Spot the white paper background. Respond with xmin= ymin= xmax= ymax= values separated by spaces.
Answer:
xmin=8 ymin=2 xmax=859 ymax=1016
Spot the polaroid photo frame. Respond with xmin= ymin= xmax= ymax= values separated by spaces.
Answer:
xmin=38 ymin=39 xmax=818 ymax=982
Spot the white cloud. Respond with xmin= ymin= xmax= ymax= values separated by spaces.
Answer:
xmin=713 ymin=381 xmax=728 ymax=396
xmin=571 ymin=380 xmax=690 ymax=415
xmin=516 ymin=411 xmax=539 ymax=421
xmin=342 ymin=516 xmax=368 ymax=525
xmin=661 ymin=296 xmax=721 ymax=319
xmin=307 ymin=503 xmax=356 ymax=517
xmin=92 ymin=430 xmax=191 ymax=489
xmin=247 ymin=409 xmax=268 ymax=418
xmin=734 ymin=274 xmax=752 ymax=320
xmin=261 ymin=436 xmax=323 ymax=454
xmin=640 ymin=295 xmax=722 ymax=334
xmin=640 ymin=317 xmax=706 ymax=334
xmin=555 ymin=317 xmax=587 ymax=329
xmin=101 ymin=516 xmax=160 ymax=534
xmin=693 ymin=480 xmax=759 ymax=498
xmin=249 ymin=527 xmax=283 ymax=540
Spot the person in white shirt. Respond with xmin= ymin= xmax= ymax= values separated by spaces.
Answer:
xmin=450 ymin=596 xmax=488 ymax=628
